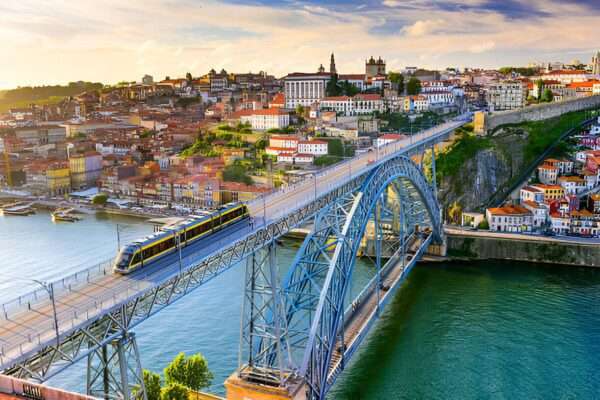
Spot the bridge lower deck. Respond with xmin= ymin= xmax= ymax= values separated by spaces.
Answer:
xmin=328 ymin=236 xmax=427 ymax=380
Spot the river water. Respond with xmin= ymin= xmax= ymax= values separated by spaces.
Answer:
xmin=2 ymin=212 xmax=600 ymax=398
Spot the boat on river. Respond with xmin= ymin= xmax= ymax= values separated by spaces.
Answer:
xmin=0 ymin=202 xmax=36 ymax=216
xmin=51 ymin=208 xmax=81 ymax=222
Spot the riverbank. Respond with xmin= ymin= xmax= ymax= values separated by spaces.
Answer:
xmin=445 ymin=228 xmax=600 ymax=267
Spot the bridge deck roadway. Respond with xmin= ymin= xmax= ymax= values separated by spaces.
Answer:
xmin=0 ymin=118 xmax=467 ymax=372
xmin=328 ymin=235 xmax=428 ymax=381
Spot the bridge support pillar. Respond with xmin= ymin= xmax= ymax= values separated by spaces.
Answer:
xmin=86 ymin=332 xmax=146 ymax=400
xmin=225 ymin=372 xmax=307 ymax=400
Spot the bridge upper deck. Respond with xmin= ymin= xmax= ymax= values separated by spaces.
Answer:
xmin=0 ymin=117 xmax=469 ymax=376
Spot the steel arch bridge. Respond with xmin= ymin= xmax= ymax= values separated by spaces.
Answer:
xmin=237 ymin=154 xmax=443 ymax=400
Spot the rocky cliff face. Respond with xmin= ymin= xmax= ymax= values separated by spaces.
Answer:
xmin=438 ymin=129 xmax=528 ymax=211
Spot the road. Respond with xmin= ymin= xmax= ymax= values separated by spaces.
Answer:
xmin=247 ymin=118 xmax=466 ymax=222
xmin=0 ymin=117 xmax=468 ymax=372
xmin=445 ymin=226 xmax=600 ymax=245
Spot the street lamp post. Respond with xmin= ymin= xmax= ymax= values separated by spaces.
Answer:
xmin=116 ymin=224 xmax=125 ymax=252
xmin=0 ymin=276 xmax=60 ymax=348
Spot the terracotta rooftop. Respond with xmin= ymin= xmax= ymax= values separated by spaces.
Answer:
xmin=487 ymin=205 xmax=532 ymax=216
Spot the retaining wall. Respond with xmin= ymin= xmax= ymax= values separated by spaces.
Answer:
xmin=474 ymin=95 xmax=600 ymax=134
xmin=446 ymin=233 xmax=600 ymax=267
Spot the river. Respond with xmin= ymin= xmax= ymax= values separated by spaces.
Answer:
xmin=2 ymin=211 xmax=600 ymax=398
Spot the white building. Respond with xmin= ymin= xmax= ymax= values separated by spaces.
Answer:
xmin=557 ymin=175 xmax=586 ymax=195
xmin=520 ymin=186 xmax=545 ymax=203
xmin=376 ymin=133 xmax=407 ymax=148
xmin=284 ymin=72 xmax=331 ymax=109
xmin=486 ymin=205 xmax=533 ymax=233
xmin=541 ymin=70 xmax=592 ymax=84
xmin=550 ymin=214 xmax=570 ymax=235
xmin=522 ymin=200 xmax=548 ymax=229
xmin=320 ymin=96 xmax=353 ymax=115
xmin=277 ymin=152 xmax=314 ymax=164
xmin=319 ymin=94 xmax=384 ymax=116
xmin=486 ymin=80 xmax=526 ymax=111
xmin=297 ymin=140 xmax=328 ymax=156
xmin=404 ymin=95 xmax=429 ymax=113
xmin=537 ymin=165 xmax=558 ymax=185
xmin=238 ymin=109 xmax=290 ymax=131
xmin=267 ymin=136 xmax=328 ymax=161
xmin=421 ymin=90 xmax=455 ymax=107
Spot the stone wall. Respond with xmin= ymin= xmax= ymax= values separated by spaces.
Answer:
xmin=446 ymin=233 xmax=600 ymax=267
xmin=474 ymin=95 xmax=600 ymax=135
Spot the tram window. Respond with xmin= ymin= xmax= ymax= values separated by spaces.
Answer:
xmin=132 ymin=253 xmax=141 ymax=265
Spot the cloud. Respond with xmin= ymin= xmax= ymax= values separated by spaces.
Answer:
xmin=469 ymin=41 xmax=496 ymax=53
xmin=0 ymin=0 xmax=600 ymax=87
xmin=400 ymin=19 xmax=444 ymax=37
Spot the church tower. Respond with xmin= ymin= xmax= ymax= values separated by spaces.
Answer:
xmin=593 ymin=51 xmax=600 ymax=75
xmin=330 ymin=53 xmax=337 ymax=75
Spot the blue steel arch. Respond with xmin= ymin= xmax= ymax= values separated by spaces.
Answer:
xmin=274 ymin=154 xmax=442 ymax=399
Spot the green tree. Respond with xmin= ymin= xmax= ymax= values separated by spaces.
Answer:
xmin=160 ymin=383 xmax=188 ymax=400
xmin=535 ymin=79 xmax=544 ymax=99
xmin=477 ymin=219 xmax=489 ymax=230
xmin=92 ymin=193 xmax=108 ymax=206
xmin=388 ymin=72 xmax=404 ymax=94
xmin=447 ymin=201 xmax=462 ymax=225
xmin=406 ymin=77 xmax=421 ymax=95
xmin=326 ymin=74 xmax=341 ymax=96
xmin=295 ymin=104 xmax=305 ymax=117
xmin=541 ymin=88 xmax=554 ymax=103
xmin=185 ymin=72 xmax=192 ymax=82
xmin=133 ymin=370 xmax=162 ymax=400
xmin=164 ymin=353 xmax=213 ymax=392
xmin=340 ymin=80 xmax=359 ymax=96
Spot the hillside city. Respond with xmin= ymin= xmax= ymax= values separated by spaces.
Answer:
xmin=1 ymin=51 xmax=600 ymax=238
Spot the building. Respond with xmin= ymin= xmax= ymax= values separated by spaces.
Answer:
xmin=549 ymin=213 xmax=571 ymax=235
xmin=269 ymin=93 xmax=285 ymax=108
xmin=522 ymin=200 xmax=549 ymax=229
xmin=542 ymin=158 xmax=573 ymax=175
xmin=376 ymin=133 xmax=406 ymax=148
xmin=276 ymin=152 xmax=314 ymax=164
xmin=207 ymin=69 xmax=229 ymax=92
xmin=142 ymin=74 xmax=154 ymax=85
xmin=295 ymin=140 xmax=327 ymax=156
xmin=588 ymin=194 xmax=600 ymax=213
xmin=267 ymin=136 xmax=300 ymax=154
xmin=520 ymin=186 xmax=545 ymax=203
xmin=486 ymin=80 xmax=526 ymax=111
xmin=319 ymin=94 xmax=384 ymax=116
xmin=46 ymin=162 xmax=71 ymax=196
xmin=14 ymin=126 xmax=66 ymax=145
xmin=283 ymin=72 xmax=331 ymax=109
xmin=421 ymin=90 xmax=455 ymax=107
xmin=486 ymin=205 xmax=533 ymax=232
xmin=238 ymin=109 xmax=290 ymax=130
xmin=541 ymin=69 xmax=592 ymax=84
xmin=593 ymin=51 xmax=600 ymax=76
xmin=365 ymin=56 xmax=386 ymax=78
xmin=404 ymin=95 xmax=429 ymax=113
xmin=530 ymin=184 xmax=565 ymax=202
xmin=537 ymin=165 xmax=558 ymax=184
xmin=557 ymin=175 xmax=586 ymax=195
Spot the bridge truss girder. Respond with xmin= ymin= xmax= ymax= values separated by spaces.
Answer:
xmin=241 ymin=155 xmax=442 ymax=400
xmin=1 ymin=166 xmax=366 ymax=386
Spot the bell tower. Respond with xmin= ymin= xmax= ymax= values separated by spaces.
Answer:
xmin=330 ymin=53 xmax=337 ymax=75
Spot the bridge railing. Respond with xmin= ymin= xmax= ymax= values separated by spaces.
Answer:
xmin=248 ymin=117 xmax=467 ymax=223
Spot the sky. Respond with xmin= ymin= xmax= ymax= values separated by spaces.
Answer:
xmin=1 ymin=0 xmax=600 ymax=89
